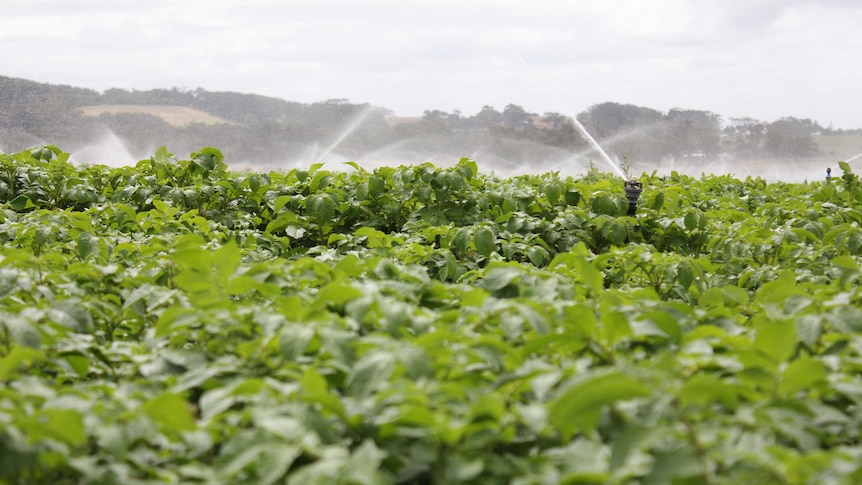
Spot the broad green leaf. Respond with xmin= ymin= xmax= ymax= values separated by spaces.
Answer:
xmin=279 ymin=325 xmax=315 ymax=360
xmin=779 ymin=354 xmax=828 ymax=397
xmin=451 ymin=227 xmax=470 ymax=253
xmin=577 ymin=256 xmax=604 ymax=294
xmin=339 ymin=440 xmax=388 ymax=485
xmin=482 ymin=266 xmax=521 ymax=291
xmin=610 ymin=425 xmax=664 ymax=471
xmin=684 ymin=211 xmax=699 ymax=230
xmin=307 ymin=193 xmax=337 ymax=223
xmin=143 ymin=393 xmax=197 ymax=431
xmin=754 ymin=318 xmax=797 ymax=363
xmin=565 ymin=187 xmax=581 ymax=206
xmin=549 ymin=371 xmax=651 ymax=438
xmin=474 ymin=227 xmax=495 ymax=257
xmin=346 ymin=351 xmax=396 ymax=397
xmin=219 ymin=442 xmax=300 ymax=485
xmin=601 ymin=311 xmax=632 ymax=346
xmin=368 ymin=175 xmax=385 ymax=198
xmin=265 ymin=209 xmax=298 ymax=233
xmin=678 ymin=374 xmax=739 ymax=409
xmin=9 ymin=194 xmax=35 ymax=211
xmin=0 ymin=347 xmax=45 ymax=380
xmin=4 ymin=316 xmax=41 ymax=349
xmin=564 ymin=303 xmax=598 ymax=338
xmin=213 ymin=241 xmax=241 ymax=282
xmin=42 ymin=409 xmax=87 ymax=446
xmin=444 ymin=454 xmax=485 ymax=484
xmin=315 ymin=280 xmax=363 ymax=307
xmin=644 ymin=447 xmax=705 ymax=485
xmin=544 ymin=181 xmax=562 ymax=205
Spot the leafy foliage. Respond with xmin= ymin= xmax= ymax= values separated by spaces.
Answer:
xmin=1 ymin=146 xmax=862 ymax=484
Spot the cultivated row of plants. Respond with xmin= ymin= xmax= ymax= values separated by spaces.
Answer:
xmin=2 ymin=145 xmax=862 ymax=484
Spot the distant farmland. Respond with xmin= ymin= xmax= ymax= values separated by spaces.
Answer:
xmin=815 ymin=133 xmax=862 ymax=159
xmin=78 ymin=104 xmax=230 ymax=127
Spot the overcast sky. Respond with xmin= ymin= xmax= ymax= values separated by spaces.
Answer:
xmin=3 ymin=0 xmax=861 ymax=129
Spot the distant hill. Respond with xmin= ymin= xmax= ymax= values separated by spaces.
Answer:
xmin=2 ymin=74 xmax=859 ymax=173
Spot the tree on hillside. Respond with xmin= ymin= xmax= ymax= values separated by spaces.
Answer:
xmin=724 ymin=117 xmax=767 ymax=158
xmin=666 ymin=108 xmax=722 ymax=158
xmin=577 ymin=102 xmax=665 ymax=138
xmin=765 ymin=117 xmax=821 ymax=158
xmin=473 ymin=106 xmax=504 ymax=128
xmin=577 ymin=102 xmax=669 ymax=163
xmin=542 ymin=112 xmax=569 ymax=130
xmin=502 ymin=104 xmax=534 ymax=128
xmin=420 ymin=110 xmax=455 ymax=134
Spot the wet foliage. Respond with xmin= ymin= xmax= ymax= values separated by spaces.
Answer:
xmin=2 ymin=146 xmax=862 ymax=484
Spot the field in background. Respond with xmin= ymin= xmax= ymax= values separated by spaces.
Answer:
xmin=77 ymin=104 xmax=230 ymax=127
xmin=815 ymin=133 xmax=862 ymax=158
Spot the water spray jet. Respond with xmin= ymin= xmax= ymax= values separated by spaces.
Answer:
xmin=845 ymin=153 xmax=862 ymax=164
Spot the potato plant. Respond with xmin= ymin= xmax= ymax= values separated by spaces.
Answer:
xmin=1 ymin=146 xmax=862 ymax=484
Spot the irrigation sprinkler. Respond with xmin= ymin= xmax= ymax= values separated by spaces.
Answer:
xmin=624 ymin=179 xmax=642 ymax=216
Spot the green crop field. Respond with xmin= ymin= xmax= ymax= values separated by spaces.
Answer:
xmin=2 ymin=145 xmax=862 ymax=484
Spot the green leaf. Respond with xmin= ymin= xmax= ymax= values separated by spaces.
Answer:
xmin=75 ymin=232 xmax=99 ymax=260
xmin=213 ymin=241 xmax=241 ymax=283
xmin=278 ymin=325 xmax=314 ymax=360
xmin=610 ymin=425 xmax=664 ymax=471
xmin=346 ymin=351 xmax=395 ymax=397
xmin=219 ymin=442 xmax=300 ymax=485
xmin=644 ymin=447 xmax=705 ymax=485
xmin=779 ymin=354 xmax=828 ymax=397
xmin=474 ymin=227 xmax=495 ymax=257
xmin=526 ymin=246 xmax=548 ymax=266
xmin=444 ymin=454 xmax=485 ymax=484
xmin=482 ymin=266 xmax=521 ymax=291
xmin=577 ymin=256 xmax=604 ymax=294
xmin=601 ymin=311 xmax=632 ymax=346
xmin=678 ymin=374 xmax=739 ymax=409
xmin=339 ymin=440 xmax=388 ymax=485
xmin=457 ymin=157 xmax=478 ymax=179
xmin=676 ymin=262 xmax=694 ymax=289
xmin=43 ymin=409 xmax=87 ymax=446
xmin=307 ymin=193 xmax=337 ymax=223
xmin=451 ymin=227 xmax=470 ymax=253
xmin=143 ymin=393 xmax=197 ymax=431
xmin=549 ymin=371 xmax=651 ymax=438
xmin=4 ymin=316 xmax=41 ymax=349
xmin=9 ymin=194 xmax=35 ymax=211
xmin=368 ymin=175 xmax=385 ymax=198
xmin=273 ymin=195 xmax=293 ymax=213
xmin=684 ymin=211 xmax=699 ymax=230
xmin=315 ymin=280 xmax=363 ymax=307
xmin=591 ymin=193 xmax=627 ymax=216
xmin=754 ymin=318 xmax=797 ymax=363
xmin=544 ymin=181 xmax=562 ymax=205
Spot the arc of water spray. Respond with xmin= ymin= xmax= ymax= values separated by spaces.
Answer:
xmin=474 ymin=7 xmax=628 ymax=179
xmin=317 ymin=106 xmax=374 ymax=163
xmin=507 ymin=50 xmax=628 ymax=179
xmin=844 ymin=153 xmax=862 ymax=163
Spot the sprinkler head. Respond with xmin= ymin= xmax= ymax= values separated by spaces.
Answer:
xmin=624 ymin=179 xmax=642 ymax=216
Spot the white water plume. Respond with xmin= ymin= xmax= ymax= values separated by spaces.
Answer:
xmin=70 ymin=128 xmax=140 ymax=167
xmin=844 ymin=153 xmax=862 ymax=163
xmin=473 ymin=5 xmax=628 ymax=179
xmin=317 ymin=106 xmax=377 ymax=163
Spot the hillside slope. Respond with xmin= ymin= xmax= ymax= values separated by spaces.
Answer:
xmin=78 ymin=104 xmax=230 ymax=127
